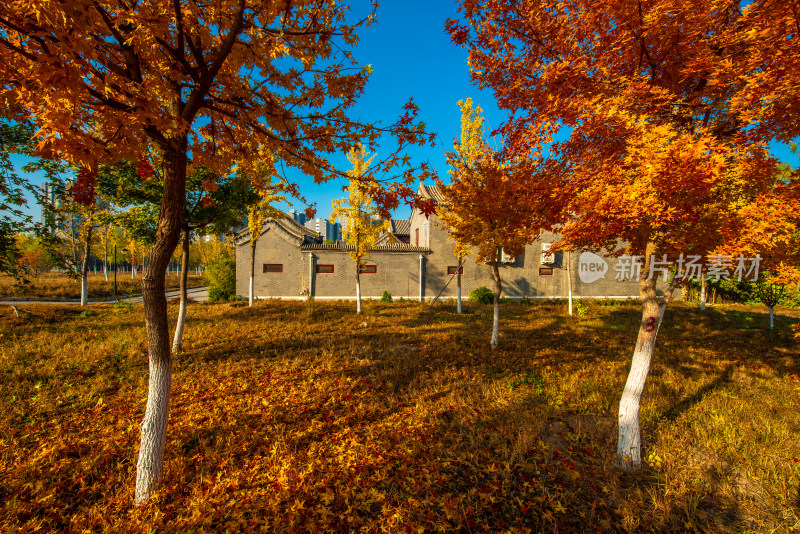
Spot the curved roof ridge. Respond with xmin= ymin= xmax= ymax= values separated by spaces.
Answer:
xmin=418 ymin=183 xmax=446 ymax=203
xmin=300 ymin=243 xmax=430 ymax=252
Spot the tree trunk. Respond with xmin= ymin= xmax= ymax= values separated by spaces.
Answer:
xmin=70 ymin=213 xmax=78 ymax=275
xmin=356 ymin=269 xmax=362 ymax=314
xmin=80 ymin=225 xmax=93 ymax=306
xmin=490 ymin=252 xmax=502 ymax=350
xmin=249 ymin=241 xmax=256 ymax=306
xmin=567 ymin=250 xmax=573 ymax=316
xmin=457 ymin=267 xmax=462 ymax=314
xmin=80 ymin=270 xmax=89 ymax=305
xmin=103 ymin=234 xmax=109 ymax=281
xmin=699 ymin=276 xmax=706 ymax=310
xmin=616 ymin=243 xmax=678 ymax=469
xmin=769 ymin=305 xmax=774 ymax=329
xmin=135 ymin=136 xmax=187 ymax=506
xmin=171 ymin=227 xmax=190 ymax=353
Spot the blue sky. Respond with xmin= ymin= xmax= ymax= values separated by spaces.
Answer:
xmin=12 ymin=0 xmax=798 ymax=224
xmin=275 ymin=0 xmax=504 ymax=221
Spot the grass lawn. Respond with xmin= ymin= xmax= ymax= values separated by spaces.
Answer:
xmin=0 ymin=299 xmax=798 ymax=533
xmin=0 ymin=272 xmax=204 ymax=300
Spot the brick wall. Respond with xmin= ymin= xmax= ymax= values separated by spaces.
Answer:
xmin=236 ymin=217 xmax=660 ymax=301
xmin=304 ymin=248 xmax=426 ymax=299
xmin=236 ymin=224 xmax=307 ymax=298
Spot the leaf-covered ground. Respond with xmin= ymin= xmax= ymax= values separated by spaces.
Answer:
xmin=0 ymin=272 xmax=203 ymax=300
xmin=1 ymin=299 xmax=798 ymax=533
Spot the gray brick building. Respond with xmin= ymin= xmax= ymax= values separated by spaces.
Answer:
xmin=234 ymin=184 xmax=650 ymax=300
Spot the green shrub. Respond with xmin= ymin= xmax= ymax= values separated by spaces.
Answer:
xmin=381 ymin=290 xmax=392 ymax=303
xmin=206 ymin=256 xmax=236 ymax=302
xmin=469 ymin=286 xmax=494 ymax=304
xmin=780 ymin=288 xmax=800 ymax=308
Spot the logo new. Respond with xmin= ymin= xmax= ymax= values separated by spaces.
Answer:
xmin=579 ymin=252 xmax=608 ymax=283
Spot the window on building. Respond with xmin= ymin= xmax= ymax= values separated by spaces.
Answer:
xmin=541 ymin=243 xmax=555 ymax=264
xmin=263 ymin=264 xmax=283 ymax=273
xmin=359 ymin=264 xmax=377 ymax=274
xmin=500 ymin=248 xmax=515 ymax=263
xmin=316 ymin=264 xmax=334 ymax=274
xmin=539 ymin=267 xmax=553 ymax=276
xmin=447 ymin=266 xmax=464 ymax=275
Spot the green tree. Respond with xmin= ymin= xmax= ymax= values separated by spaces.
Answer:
xmin=206 ymin=249 xmax=236 ymax=302
xmin=38 ymin=177 xmax=106 ymax=305
xmin=0 ymin=120 xmax=33 ymax=279
xmin=96 ymin=159 xmax=255 ymax=350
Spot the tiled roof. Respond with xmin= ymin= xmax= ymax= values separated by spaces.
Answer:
xmin=282 ymin=215 xmax=321 ymax=240
xmin=419 ymin=184 xmax=446 ymax=203
xmin=234 ymin=214 xmax=322 ymax=244
xmin=301 ymin=243 xmax=430 ymax=253
xmin=390 ymin=219 xmax=411 ymax=235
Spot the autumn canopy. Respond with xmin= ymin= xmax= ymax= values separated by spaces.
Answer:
xmin=0 ymin=0 xmax=432 ymax=504
xmin=448 ymin=0 xmax=800 ymax=467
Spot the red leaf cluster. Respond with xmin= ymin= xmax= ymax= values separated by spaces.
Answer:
xmin=69 ymin=168 xmax=97 ymax=207
xmin=136 ymin=154 xmax=154 ymax=180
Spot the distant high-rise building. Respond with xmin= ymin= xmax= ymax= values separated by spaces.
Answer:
xmin=288 ymin=209 xmax=307 ymax=225
xmin=331 ymin=221 xmax=343 ymax=242
xmin=41 ymin=182 xmax=57 ymax=229
xmin=305 ymin=218 xmax=342 ymax=242
xmin=40 ymin=180 xmax=111 ymax=235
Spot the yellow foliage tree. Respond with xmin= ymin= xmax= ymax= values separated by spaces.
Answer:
xmin=330 ymin=146 xmax=389 ymax=314
xmin=437 ymin=98 xmax=541 ymax=348
xmin=247 ymin=159 xmax=287 ymax=306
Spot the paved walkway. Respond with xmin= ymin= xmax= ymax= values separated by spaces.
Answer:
xmin=0 ymin=286 xmax=209 ymax=305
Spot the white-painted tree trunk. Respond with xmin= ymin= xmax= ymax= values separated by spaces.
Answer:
xmin=79 ymin=226 xmax=93 ymax=306
xmin=356 ymin=271 xmax=362 ymax=314
xmin=308 ymin=253 xmax=314 ymax=297
xmin=567 ymin=250 xmax=573 ymax=316
xmin=699 ymin=276 xmax=706 ymax=310
xmin=172 ymin=299 xmax=186 ymax=352
xmin=80 ymin=273 xmax=88 ymax=306
xmin=457 ymin=270 xmax=462 ymax=314
xmin=135 ymin=135 xmax=186 ymax=505
xmin=617 ymin=245 xmax=678 ymax=469
xmin=616 ymin=303 xmax=660 ymax=468
xmin=135 ymin=345 xmax=172 ymax=504
xmin=418 ymin=254 xmax=424 ymax=302
xmin=248 ymin=242 xmax=256 ymax=307
xmin=491 ymin=294 xmax=500 ymax=349
xmin=171 ymin=228 xmax=190 ymax=353
xmin=490 ymin=253 xmax=502 ymax=350
xmin=769 ymin=306 xmax=774 ymax=329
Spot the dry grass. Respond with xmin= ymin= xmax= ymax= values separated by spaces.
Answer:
xmin=0 ymin=298 xmax=798 ymax=533
xmin=0 ymin=272 xmax=204 ymax=300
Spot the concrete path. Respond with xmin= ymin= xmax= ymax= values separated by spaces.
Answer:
xmin=0 ymin=286 xmax=209 ymax=305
